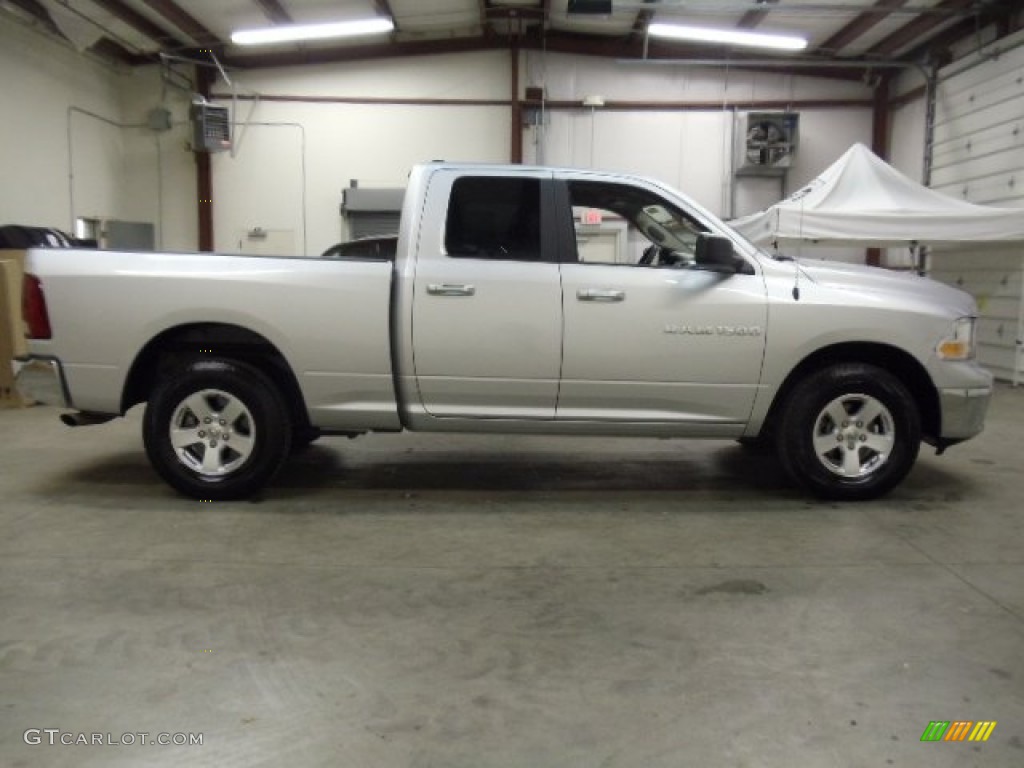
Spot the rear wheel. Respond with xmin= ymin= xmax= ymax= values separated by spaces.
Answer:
xmin=143 ymin=358 xmax=291 ymax=500
xmin=289 ymin=427 xmax=322 ymax=455
xmin=776 ymin=363 xmax=920 ymax=501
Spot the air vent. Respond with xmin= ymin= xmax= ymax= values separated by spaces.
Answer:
xmin=738 ymin=112 xmax=799 ymax=176
xmin=190 ymin=101 xmax=231 ymax=153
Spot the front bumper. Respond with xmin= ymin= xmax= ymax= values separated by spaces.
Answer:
xmin=939 ymin=385 xmax=992 ymax=440
xmin=15 ymin=357 xmax=71 ymax=408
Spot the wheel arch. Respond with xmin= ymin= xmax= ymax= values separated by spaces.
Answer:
xmin=121 ymin=323 xmax=310 ymax=432
xmin=762 ymin=342 xmax=940 ymax=443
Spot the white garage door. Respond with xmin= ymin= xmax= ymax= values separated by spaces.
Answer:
xmin=928 ymin=31 xmax=1024 ymax=384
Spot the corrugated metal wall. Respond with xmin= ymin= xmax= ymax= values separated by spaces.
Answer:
xmin=928 ymin=33 xmax=1024 ymax=384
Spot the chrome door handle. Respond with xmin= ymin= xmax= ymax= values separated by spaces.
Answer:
xmin=577 ymin=288 xmax=625 ymax=302
xmin=427 ymin=283 xmax=476 ymax=297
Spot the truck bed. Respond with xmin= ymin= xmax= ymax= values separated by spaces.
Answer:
xmin=24 ymin=248 xmax=401 ymax=431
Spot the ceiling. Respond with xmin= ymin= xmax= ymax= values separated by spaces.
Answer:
xmin=2 ymin=0 xmax=1020 ymax=78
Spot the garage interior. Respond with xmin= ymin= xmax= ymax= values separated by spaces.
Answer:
xmin=2 ymin=1 xmax=1024 ymax=766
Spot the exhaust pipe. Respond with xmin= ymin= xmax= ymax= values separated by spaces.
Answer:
xmin=60 ymin=412 xmax=116 ymax=428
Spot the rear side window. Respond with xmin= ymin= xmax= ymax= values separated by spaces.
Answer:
xmin=445 ymin=177 xmax=542 ymax=260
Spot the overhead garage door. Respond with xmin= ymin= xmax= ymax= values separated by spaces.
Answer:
xmin=928 ymin=32 xmax=1024 ymax=384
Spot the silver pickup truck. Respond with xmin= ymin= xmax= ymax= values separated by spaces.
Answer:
xmin=17 ymin=162 xmax=992 ymax=501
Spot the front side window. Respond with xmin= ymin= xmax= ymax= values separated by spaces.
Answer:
xmin=567 ymin=180 xmax=707 ymax=267
xmin=445 ymin=176 xmax=542 ymax=260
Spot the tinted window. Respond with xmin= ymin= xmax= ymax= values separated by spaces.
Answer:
xmin=445 ymin=177 xmax=542 ymax=260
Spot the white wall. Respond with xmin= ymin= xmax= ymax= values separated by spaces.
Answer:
xmin=524 ymin=53 xmax=873 ymax=263
xmin=205 ymin=51 xmax=512 ymax=255
xmin=1 ymin=18 xmax=877 ymax=259
xmin=0 ymin=16 xmax=122 ymax=231
xmin=196 ymin=50 xmax=874 ymax=258
xmin=118 ymin=68 xmax=198 ymax=252
xmin=524 ymin=52 xmax=874 ymax=224
xmin=0 ymin=18 xmax=195 ymax=250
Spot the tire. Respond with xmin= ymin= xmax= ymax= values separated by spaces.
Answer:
xmin=775 ymin=363 xmax=921 ymax=501
xmin=143 ymin=358 xmax=292 ymax=500
xmin=289 ymin=427 xmax=322 ymax=455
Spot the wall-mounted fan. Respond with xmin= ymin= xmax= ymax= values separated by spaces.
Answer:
xmin=738 ymin=112 xmax=799 ymax=175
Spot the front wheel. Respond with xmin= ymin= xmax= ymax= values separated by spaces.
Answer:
xmin=143 ymin=358 xmax=292 ymax=500
xmin=776 ymin=363 xmax=921 ymax=501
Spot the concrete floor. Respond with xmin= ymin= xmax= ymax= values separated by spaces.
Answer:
xmin=1 ymin=387 xmax=1022 ymax=768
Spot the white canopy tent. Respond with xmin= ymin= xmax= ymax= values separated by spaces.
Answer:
xmin=729 ymin=143 xmax=1024 ymax=248
xmin=731 ymin=142 xmax=1024 ymax=387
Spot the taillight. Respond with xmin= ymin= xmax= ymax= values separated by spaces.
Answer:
xmin=23 ymin=274 xmax=52 ymax=340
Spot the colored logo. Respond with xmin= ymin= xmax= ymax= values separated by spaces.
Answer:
xmin=920 ymin=721 xmax=997 ymax=742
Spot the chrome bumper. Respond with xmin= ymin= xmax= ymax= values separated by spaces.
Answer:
xmin=939 ymin=386 xmax=992 ymax=440
xmin=15 ymin=358 xmax=71 ymax=408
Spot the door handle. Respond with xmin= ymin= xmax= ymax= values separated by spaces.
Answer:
xmin=577 ymin=288 xmax=625 ymax=302
xmin=427 ymin=283 xmax=476 ymax=297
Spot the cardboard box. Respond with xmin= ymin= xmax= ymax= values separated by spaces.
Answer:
xmin=0 ymin=249 xmax=29 ymax=407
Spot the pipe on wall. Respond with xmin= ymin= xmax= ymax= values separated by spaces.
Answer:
xmin=65 ymin=106 xmax=152 ymax=236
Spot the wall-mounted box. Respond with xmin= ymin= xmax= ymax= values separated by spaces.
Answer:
xmin=190 ymin=102 xmax=231 ymax=153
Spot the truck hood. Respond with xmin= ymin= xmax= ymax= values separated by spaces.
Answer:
xmin=796 ymin=258 xmax=976 ymax=316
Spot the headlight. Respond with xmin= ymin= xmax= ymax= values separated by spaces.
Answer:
xmin=937 ymin=317 xmax=977 ymax=361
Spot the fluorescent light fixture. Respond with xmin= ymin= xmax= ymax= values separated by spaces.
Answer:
xmin=231 ymin=17 xmax=394 ymax=46
xmin=648 ymin=22 xmax=807 ymax=52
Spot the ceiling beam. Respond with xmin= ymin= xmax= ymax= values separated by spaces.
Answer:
xmin=632 ymin=10 xmax=653 ymax=35
xmin=251 ymin=0 xmax=292 ymax=25
xmin=371 ymin=0 xmax=397 ymax=42
xmin=817 ymin=0 xmax=908 ymax=53
xmin=89 ymin=35 xmax=146 ymax=65
xmin=222 ymin=27 xmax=870 ymax=83
xmin=738 ymin=0 xmax=778 ymax=30
xmin=902 ymin=1 xmax=1023 ymax=63
xmin=137 ymin=0 xmax=222 ymax=46
xmin=486 ymin=6 xmax=546 ymax=21
xmin=7 ymin=0 xmax=156 ymax=64
xmin=372 ymin=0 xmax=395 ymax=20
xmin=478 ymin=0 xmax=494 ymax=37
xmin=866 ymin=0 xmax=976 ymax=58
xmin=88 ymin=0 xmax=183 ymax=48
xmin=5 ymin=0 xmax=61 ymax=35
xmin=632 ymin=0 xmax=656 ymax=36
xmin=223 ymin=35 xmax=506 ymax=69
xmin=372 ymin=0 xmax=397 ymax=44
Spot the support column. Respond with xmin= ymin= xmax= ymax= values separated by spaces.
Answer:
xmin=195 ymin=66 xmax=214 ymax=252
xmin=866 ymin=74 xmax=891 ymax=267
xmin=510 ymin=45 xmax=523 ymax=164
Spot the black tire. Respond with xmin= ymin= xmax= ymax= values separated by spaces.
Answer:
xmin=143 ymin=358 xmax=292 ymax=500
xmin=775 ymin=363 xmax=921 ymax=501
xmin=289 ymin=427 xmax=322 ymax=455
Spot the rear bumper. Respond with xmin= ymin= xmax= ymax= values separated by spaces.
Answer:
xmin=15 ymin=357 xmax=71 ymax=408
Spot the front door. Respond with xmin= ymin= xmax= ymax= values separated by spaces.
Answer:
xmin=555 ymin=175 xmax=767 ymax=432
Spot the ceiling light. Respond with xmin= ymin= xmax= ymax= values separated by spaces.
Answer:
xmin=231 ymin=17 xmax=394 ymax=46
xmin=648 ymin=22 xmax=807 ymax=52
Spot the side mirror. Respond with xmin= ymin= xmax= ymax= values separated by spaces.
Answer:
xmin=695 ymin=234 xmax=748 ymax=274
